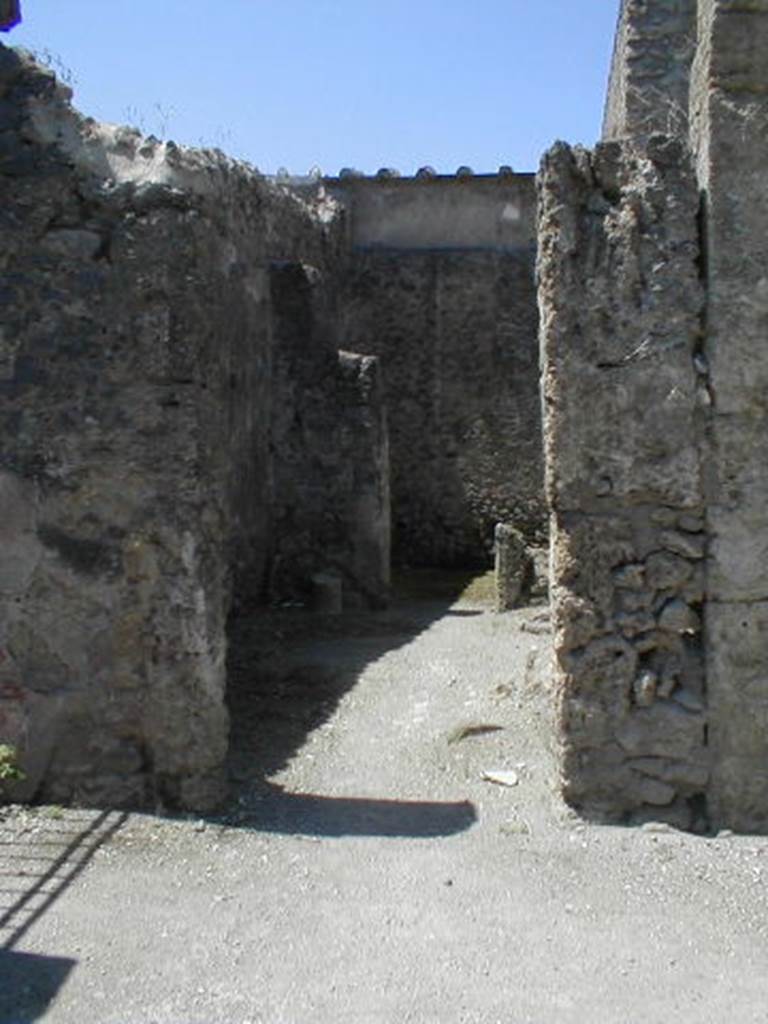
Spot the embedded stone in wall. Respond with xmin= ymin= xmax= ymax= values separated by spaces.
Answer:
xmin=538 ymin=135 xmax=707 ymax=826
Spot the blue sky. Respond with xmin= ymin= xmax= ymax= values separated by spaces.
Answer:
xmin=9 ymin=1 xmax=620 ymax=175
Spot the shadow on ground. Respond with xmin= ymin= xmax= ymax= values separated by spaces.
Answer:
xmin=224 ymin=569 xmax=489 ymax=838
xmin=231 ymin=787 xmax=477 ymax=838
xmin=0 ymin=951 xmax=74 ymax=1024
xmin=0 ymin=808 xmax=127 ymax=1023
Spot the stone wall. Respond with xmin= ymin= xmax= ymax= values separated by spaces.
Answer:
xmin=547 ymin=0 xmax=768 ymax=834
xmin=334 ymin=176 xmax=544 ymax=567
xmin=603 ymin=0 xmax=698 ymax=141
xmin=689 ymin=0 xmax=768 ymax=832
xmin=269 ymin=261 xmax=390 ymax=608
xmin=0 ymin=40 xmax=538 ymax=809
xmin=538 ymin=137 xmax=708 ymax=826
xmin=0 ymin=45 xmax=346 ymax=809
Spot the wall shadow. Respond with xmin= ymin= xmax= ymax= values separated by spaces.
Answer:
xmin=225 ymin=569 xmax=487 ymax=837
xmin=0 ymin=808 xmax=127 ymax=1023
xmin=0 ymin=951 xmax=75 ymax=1024
xmin=232 ymin=786 xmax=477 ymax=838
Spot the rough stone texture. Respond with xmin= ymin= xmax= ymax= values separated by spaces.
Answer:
xmin=603 ymin=0 xmax=698 ymax=141
xmin=336 ymin=197 xmax=544 ymax=567
xmin=0 ymin=45 xmax=542 ymax=812
xmin=544 ymin=0 xmax=768 ymax=834
xmin=494 ymin=523 xmax=533 ymax=611
xmin=10 ymin=0 xmax=768 ymax=835
xmin=689 ymin=0 xmax=768 ymax=831
xmin=269 ymin=261 xmax=390 ymax=609
xmin=538 ymin=136 xmax=708 ymax=825
xmin=0 ymin=46 xmax=344 ymax=810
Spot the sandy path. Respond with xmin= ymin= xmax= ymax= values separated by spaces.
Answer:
xmin=2 ymin=591 xmax=768 ymax=1023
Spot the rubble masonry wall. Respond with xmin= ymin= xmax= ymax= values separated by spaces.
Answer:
xmin=0 ymin=45 xmax=352 ymax=809
xmin=334 ymin=176 xmax=545 ymax=566
xmin=547 ymin=0 xmax=768 ymax=833
xmin=538 ymin=137 xmax=709 ymax=827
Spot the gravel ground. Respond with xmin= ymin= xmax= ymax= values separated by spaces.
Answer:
xmin=1 ymin=576 xmax=768 ymax=1023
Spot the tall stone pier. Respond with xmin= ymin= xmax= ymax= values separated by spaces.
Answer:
xmin=689 ymin=0 xmax=768 ymax=831
xmin=539 ymin=137 xmax=707 ymax=825
xmin=543 ymin=0 xmax=768 ymax=832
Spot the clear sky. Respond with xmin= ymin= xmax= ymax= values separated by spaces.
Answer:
xmin=9 ymin=1 xmax=620 ymax=176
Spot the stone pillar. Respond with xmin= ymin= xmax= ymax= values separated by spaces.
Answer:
xmin=538 ymin=136 xmax=707 ymax=825
xmin=690 ymin=0 xmax=768 ymax=832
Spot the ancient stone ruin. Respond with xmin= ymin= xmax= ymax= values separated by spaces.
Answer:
xmin=2 ymin=0 xmax=768 ymax=833
xmin=543 ymin=0 xmax=768 ymax=834
xmin=0 ymin=24 xmax=541 ymax=811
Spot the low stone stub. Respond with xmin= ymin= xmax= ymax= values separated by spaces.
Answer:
xmin=494 ymin=523 xmax=533 ymax=610
xmin=538 ymin=136 xmax=708 ymax=827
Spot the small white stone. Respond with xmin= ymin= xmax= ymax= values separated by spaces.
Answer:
xmin=481 ymin=769 xmax=520 ymax=788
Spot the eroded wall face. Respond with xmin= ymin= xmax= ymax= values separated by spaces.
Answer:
xmin=690 ymin=0 xmax=768 ymax=831
xmin=539 ymin=139 xmax=708 ymax=825
xmin=339 ymin=240 xmax=543 ymax=567
xmin=0 ymin=46 xmax=340 ymax=809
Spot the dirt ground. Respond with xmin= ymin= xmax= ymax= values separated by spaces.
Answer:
xmin=2 ymin=573 xmax=768 ymax=1024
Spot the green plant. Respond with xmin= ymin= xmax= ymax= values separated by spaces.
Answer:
xmin=0 ymin=744 xmax=25 ymax=789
